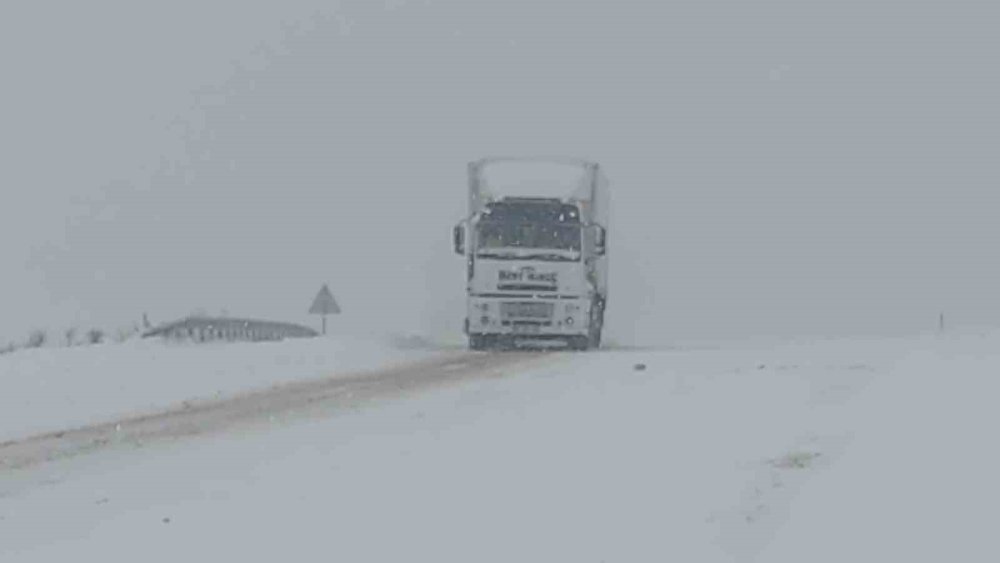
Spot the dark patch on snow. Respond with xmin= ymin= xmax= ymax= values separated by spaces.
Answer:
xmin=769 ymin=451 xmax=823 ymax=470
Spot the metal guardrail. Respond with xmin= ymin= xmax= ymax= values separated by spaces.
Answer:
xmin=142 ymin=317 xmax=318 ymax=343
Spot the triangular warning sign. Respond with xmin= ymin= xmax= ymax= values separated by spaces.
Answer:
xmin=309 ymin=284 xmax=341 ymax=315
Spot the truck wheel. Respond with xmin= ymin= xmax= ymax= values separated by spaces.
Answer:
xmin=590 ymin=329 xmax=602 ymax=350
xmin=588 ymin=301 xmax=605 ymax=349
xmin=469 ymin=335 xmax=489 ymax=351
xmin=567 ymin=336 xmax=590 ymax=352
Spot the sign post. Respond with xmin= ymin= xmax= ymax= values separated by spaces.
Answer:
xmin=308 ymin=284 xmax=341 ymax=335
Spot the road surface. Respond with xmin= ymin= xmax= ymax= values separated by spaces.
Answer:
xmin=0 ymin=350 xmax=549 ymax=471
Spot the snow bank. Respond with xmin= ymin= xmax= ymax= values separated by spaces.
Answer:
xmin=0 ymin=336 xmax=443 ymax=443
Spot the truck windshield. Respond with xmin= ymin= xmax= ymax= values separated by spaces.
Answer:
xmin=476 ymin=222 xmax=581 ymax=261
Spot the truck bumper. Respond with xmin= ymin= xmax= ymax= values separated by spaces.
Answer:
xmin=466 ymin=295 xmax=591 ymax=338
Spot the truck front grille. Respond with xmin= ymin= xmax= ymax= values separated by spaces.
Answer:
xmin=500 ymin=301 xmax=554 ymax=320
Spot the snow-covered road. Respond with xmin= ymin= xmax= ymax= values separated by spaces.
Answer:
xmin=0 ymin=336 xmax=446 ymax=443
xmin=0 ymin=350 xmax=546 ymax=471
xmin=2 ymin=333 xmax=998 ymax=561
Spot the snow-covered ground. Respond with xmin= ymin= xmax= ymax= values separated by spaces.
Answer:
xmin=2 ymin=332 xmax=999 ymax=561
xmin=0 ymin=336 xmax=445 ymax=443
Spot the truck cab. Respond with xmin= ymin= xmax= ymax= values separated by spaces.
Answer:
xmin=454 ymin=158 xmax=609 ymax=350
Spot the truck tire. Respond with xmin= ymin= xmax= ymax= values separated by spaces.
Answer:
xmin=469 ymin=335 xmax=489 ymax=351
xmin=568 ymin=336 xmax=590 ymax=351
xmin=588 ymin=300 xmax=605 ymax=350
xmin=589 ymin=329 xmax=602 ymax=350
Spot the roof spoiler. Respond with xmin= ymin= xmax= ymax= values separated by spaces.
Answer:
xmin=468 ymin=157 xmax=603 ymax=220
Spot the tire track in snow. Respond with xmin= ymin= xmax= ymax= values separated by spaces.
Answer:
xmin=0 ymin=351 xmax=553 ymax=471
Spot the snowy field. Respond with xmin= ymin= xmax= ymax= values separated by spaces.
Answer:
xmin=0 ymin=336 xmax=445 ymax=443
xmin=2 ymin=332 xmax=999 ymax=561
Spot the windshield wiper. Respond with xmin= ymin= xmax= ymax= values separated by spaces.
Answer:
xmin=476 ymin=251 xmax=521 ymax=260
xmin=477 ymin=249 xmax=579 ymax=261
xmin=522 ymin=253 xmax=578 ymax=261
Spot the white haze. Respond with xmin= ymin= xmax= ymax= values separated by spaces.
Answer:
xmin=2 ymin=0 xmax=999 ymax=346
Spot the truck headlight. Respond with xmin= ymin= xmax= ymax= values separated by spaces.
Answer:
xmin=565 ymin=317 xmax=575 ymax=326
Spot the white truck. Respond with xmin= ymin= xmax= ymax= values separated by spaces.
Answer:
xmin=453 ymin=157 xmax=610 ymax=351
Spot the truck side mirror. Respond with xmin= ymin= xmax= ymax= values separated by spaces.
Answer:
xmin=594 ymin=225 xmax=607 ymax=256
xmin=453 ymin=224 xmax=466 ymax=255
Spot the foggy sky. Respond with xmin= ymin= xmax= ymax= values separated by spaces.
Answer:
xmin=3 ymin=0 xmax=999 ymax=346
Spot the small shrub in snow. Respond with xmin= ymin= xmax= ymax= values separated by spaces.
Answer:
xmin=86 ymin=329 xmax=105 ymax=345
xmin=115 ymin=325 xmax=141 ymax=343
xmin=770 ymin=451 xmax=822 ymax=470
xmin=26 ymin=330 xmax=47 ymax=349
xmin=389 ymin=333 xmax=437 ymax=350
xmin=0 ymin=343 xmax=16 ymax=356
xmin=65 ymin=328 xmax=77 ymax=347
